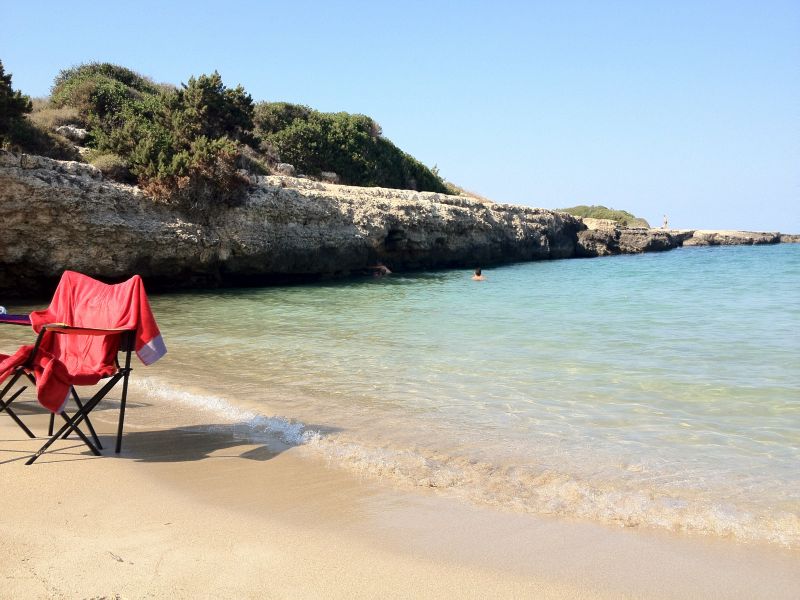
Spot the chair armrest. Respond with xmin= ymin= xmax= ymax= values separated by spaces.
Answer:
xmin=0 ymin=314 xmax=32 ymax=326
xmin=42 ymin=323 xmax=135 ymax=336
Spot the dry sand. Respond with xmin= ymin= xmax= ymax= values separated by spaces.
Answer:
xmin=1 ymin=398 xmax=799 ymax=599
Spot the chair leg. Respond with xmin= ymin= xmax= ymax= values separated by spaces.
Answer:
xmin=48 ymin=412 xmax=55 ymax=436
xmin=115 ymin=371 xmax=130 ymax=454
xmin=0 ymin=386 xmax=36 ymax=438
xmin=62 ymin=389 xmax=103 ymax=450
xmin=26 ymin=410 xmax=102 ymax=465
xmin=0 ymin=371 xmax=35 ymax=438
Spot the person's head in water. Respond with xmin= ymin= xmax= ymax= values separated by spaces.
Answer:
xmin=475 ymin=268 xmax=482 ymax=276
xmin=472 ymin=268 xmax=485 ymax=281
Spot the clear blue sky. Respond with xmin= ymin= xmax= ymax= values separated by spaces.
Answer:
xmin=4 ymin=0 xmax=799 ymax=231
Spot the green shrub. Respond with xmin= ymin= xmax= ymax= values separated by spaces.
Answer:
xmin=52 ymin=62 xmax=159 ymax=99
xmin=65 ymin=68 xmax=256 ymax=208
xmin=22 ymin=61 xmax=450 ymax=204
xmin=254 ymin=102 xmax=312 ymax=135
xmin=89 ymin=151 xmax=134 ymax=182
xmin=0 ymin=60 xmax=33 ymax=142
xmin=560 ymin=205 xmax=650 ymax=228
xmin=259 ymin=106 xmax=448 ymax=192
xmin=176 ymin=72 xmax=254 ymax=144
xmin=136 ymin=136 xmax=246 ymax=207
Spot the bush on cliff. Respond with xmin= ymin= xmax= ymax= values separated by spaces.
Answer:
xmin=19 ymin=61 xmax=450 ymax=201
xmin=88 ymin=151 xmax=135 ymax=183
xmin=254 ymin=102 xmax=449 ymax=193
xmin=69 ymin=68 xmax=253 ymax=206
xmin=560 ymin=205 xmax=650 ymax=228
xmin=50 ymin=62 xmax=160 ymax=125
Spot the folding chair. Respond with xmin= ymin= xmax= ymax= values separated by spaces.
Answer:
xmin=0 ymin=271 xmax=166 ymax=465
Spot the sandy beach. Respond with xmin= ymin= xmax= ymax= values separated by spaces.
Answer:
xmin=2 ymin=395 xmax=799 ymax=600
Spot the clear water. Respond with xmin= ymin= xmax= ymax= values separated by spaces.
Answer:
xmin=8 ymin=245 xmax=800 ymax=545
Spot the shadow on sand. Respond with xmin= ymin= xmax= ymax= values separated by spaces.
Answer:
xmin=1 ymin=406 xmax=340 ymax=465
xmin=119 ymin=423 xmax=340 ymax=463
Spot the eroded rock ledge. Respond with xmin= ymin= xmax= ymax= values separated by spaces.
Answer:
xmin=0 ymin=151 xmax=793 ymax=297
xmin=0 ymin=151 xmax=582 ymax=296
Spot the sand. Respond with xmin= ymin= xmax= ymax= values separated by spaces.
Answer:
xmin=2 ymin=399 xmax=799 ymax=599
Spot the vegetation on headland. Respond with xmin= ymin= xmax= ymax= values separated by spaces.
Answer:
xmin=0 ymin=60 xmax=450 ymax=207
xmin=559 ymin=205 xmax=650 ymax=228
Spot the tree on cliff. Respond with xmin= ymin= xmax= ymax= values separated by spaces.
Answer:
xmin=122 ymin=72 xmax=255 ymax=206
xmin=0 ymin=60 xmax=33 ymax=144
xmin=64 ymin=66 xmax=254 ymax=206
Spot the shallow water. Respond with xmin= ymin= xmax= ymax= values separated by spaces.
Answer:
xmin=5 ymin=245 xmax=799 ymax=546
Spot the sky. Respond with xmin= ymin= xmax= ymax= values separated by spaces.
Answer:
xmin=3 ymin=0 xmax=799 ymax=232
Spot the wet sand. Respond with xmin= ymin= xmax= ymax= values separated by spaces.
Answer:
xmin=1 ymin=398 xmax=799 ymax=599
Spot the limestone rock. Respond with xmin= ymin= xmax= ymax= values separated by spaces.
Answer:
xmin=683 ymin=230 xmax=780 ymax=246
xmin=55 ymin=124 xmax=89 ymax=143
xmin=0 ymin=151 xmax=582 ymax=297
xmin=576 ymin=221 xmax=686 ymax=256
xmin=1 ymin=150 xmax=791 ymax=298
xmin=275 ymin=163 xmax=295 ymax=176
xmin=320 ymin=171 xmax=339 ymax=184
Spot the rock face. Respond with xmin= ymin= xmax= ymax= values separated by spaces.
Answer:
xmin=576 ymin=220 xmax=692 ymax=256
xmin=274 ymin=163 xmax=295 ymax=176
xmin=1 ymin=150 xmax=792 ymax=298
xmin=0 ymin=151 xmax=582 ymax=297
xmin=575 ymin=218 xmax=782 ymax=257
xmin=55 ymin=124 xmax=89 ymax=143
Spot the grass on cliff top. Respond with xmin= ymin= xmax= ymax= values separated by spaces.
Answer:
xmin=560 ymin=205 xmax=650 ymax=228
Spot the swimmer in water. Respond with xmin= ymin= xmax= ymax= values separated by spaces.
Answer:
xmin=472 ymin=268 xmax=485 ymax=281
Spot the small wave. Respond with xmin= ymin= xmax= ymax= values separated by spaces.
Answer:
xmin=132 ymin=377 xmax=800 ymax=548
xmin=131 ymin=378 xmax=318 ymax=446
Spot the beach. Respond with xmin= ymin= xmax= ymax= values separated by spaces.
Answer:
xmin=2 ymin=246 xmax=800 ymax=598
xmin=2 ymin=399 xmax=799 ymax=600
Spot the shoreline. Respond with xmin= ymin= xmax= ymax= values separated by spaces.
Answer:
xmin=2 ymin=398 xmax=799 ymax=598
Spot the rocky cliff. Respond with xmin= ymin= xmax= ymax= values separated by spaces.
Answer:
xmin=0 ymin=151 xmax=792 ymax=298
xmin=0 ymin=151 xmax=582 ymax=297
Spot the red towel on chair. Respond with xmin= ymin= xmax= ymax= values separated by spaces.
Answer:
xmin=0 ymin=271 xmax=166 ymax=412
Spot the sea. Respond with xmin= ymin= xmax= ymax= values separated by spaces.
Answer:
xmin=8 ymin=244 xmax=800 ymax=547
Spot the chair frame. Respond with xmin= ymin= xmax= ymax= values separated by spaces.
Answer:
xmin=0 ymin=324 xmax=134 ymax=465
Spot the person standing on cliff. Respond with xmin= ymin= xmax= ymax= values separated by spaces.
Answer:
xmin=663 ymin=214 xmax=669 ymax=229
xmin=472 ymin=268 xmax=485 ymax=281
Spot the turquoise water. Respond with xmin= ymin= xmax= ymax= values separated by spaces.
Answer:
xmin=74 ymin=246 xmax=800 ymax=545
